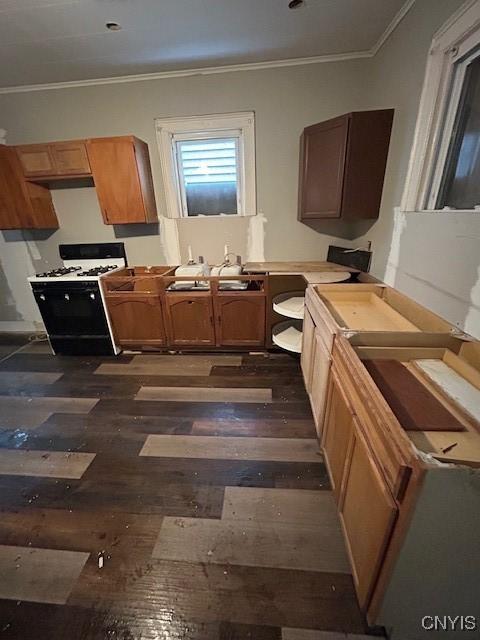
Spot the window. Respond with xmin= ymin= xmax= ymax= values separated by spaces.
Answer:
xmin=155 ymin=112 xmax=256 ymax=218
xmin=402 ymin=0 xmax=480 ymax=212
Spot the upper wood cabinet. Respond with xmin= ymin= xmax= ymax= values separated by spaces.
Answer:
xmin=298 ymin=109 xmax=394 ymax=221
xmin=0 ymin=145 xmax=58 ymax=229
xmin=86 ymin=136 xmax=158 ymax=224
xmin=16 ymin=141 xmax=91 ymax=178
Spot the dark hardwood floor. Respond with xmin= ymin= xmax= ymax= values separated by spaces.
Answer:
xmin=0 ymin=335 xmax=371 ymax=640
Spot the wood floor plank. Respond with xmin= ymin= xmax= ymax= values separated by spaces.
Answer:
xmin=282 ymin=631 xmax=375 ymax=640
xmin=152 ymin=516 xmax=351 ymax=573
xmin=140 ymin=435 xmax=321 ymax=462
xmin=133 ymin=354 xmax=243 ymax=366
xmin=0 ymin=339 xmax=366 ymax=638
xmin=0 ymin=449 xmax=96 ymax=479
xmin=69 ymin=561 xmax=365 ymax=633
xmin=192 ymin=419 xmax=316 ymax=438
xmin=95 ymin=362 xmax=213 ymax=376
xmin=135 ymin=386 xmax=273 ymax=403
xmin=0 ymin=371 xmax=62 ymax=386
xmin=222 ymin=487 xmax=340 ymax=527
xmin=0 ymin=544 xmax=89 ymax=604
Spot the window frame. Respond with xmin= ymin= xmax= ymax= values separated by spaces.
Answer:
xmin=155 ymin=112 xmax=256 ymax=219
xmin=402 ymin=0 xmax=480 ymax=213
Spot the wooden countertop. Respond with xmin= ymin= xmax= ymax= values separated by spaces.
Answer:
xmin=243 ymin=261 xmax=360 ymax=274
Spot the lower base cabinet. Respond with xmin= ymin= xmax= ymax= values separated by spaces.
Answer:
xmin=322 ymin=370 xmax=354 ymax=501
xmin=339 ymin=421 xmax=398 ymax=608
xmin=309 ymin=331 xmax=332 ymax=436
xmin=106 ymin=295 xmax=167 ymax=347
xmin=214 ymin=296 xmax=265 ymax=346
xmin=166 ymin=294 xmax=216 ymax=346
xmin=301 ymin=307 xmax=315 ymax=392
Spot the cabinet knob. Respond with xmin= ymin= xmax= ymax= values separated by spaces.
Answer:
xmin=64 ymin=293 xmax=70 ymax=301
xmin=90 ymin=292 xmax=96 ymax=300
xmin=39 ymin=294 xmax=46 ymax=301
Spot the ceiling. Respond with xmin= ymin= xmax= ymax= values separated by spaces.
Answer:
xmin=0 ymin=0 xmax=410 ymax=89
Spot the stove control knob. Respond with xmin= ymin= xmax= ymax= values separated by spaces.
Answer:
xmin=90 ymin=293 xmax=95 ymax=300
xmin=64 ymin=294 xmax=70 ymax=301
xmin=40 ymin=294 xmax=46 ymax=301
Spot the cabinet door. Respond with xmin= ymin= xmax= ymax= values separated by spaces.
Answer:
xmin=322 ymin=370 xmax=353 ymax=500
xmin=106 ymin=295 xmax=166 ymax=346
xmin=340 ymin=420 xmax=398 ymax=609
xmin=298 ymin=115 xmax=349 ymax=220
xmin=301 ymin=307 xmax=315 ymax=392
xmin=166 ymin=295 xmax=215 ymax=346
xmin=16 ymin=144 xmax=56 ymax=177
xmin=0 ymin=146 xmax=58 ymax=230
xmin=86 ymin=137 xmax=156 ymax=224
xmin=215 ymin=296 xmax=265 ymax=346
xmin=50 ymin=142 xmax=91 ymax=176
xmin=310 ymin=331 xmax=333 ymax=439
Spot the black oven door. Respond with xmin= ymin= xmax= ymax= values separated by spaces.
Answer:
xmin=31 ymin=281 xmax=114 ymax=354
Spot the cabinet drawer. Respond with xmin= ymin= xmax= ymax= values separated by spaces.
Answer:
xmin=312 ymin=283 xmax=454 ymax=335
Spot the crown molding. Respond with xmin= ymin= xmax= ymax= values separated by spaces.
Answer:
xmin=0 ymin=0 xmax=416 ymax=95
xmin=370 ymin=0 xmax=416 ymax=55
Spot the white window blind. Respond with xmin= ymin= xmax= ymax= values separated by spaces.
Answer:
xmin=174 ymin=136 xmax=241 ymax=216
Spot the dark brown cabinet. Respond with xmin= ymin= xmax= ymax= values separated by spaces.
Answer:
xmin=166 ymin=294 xmax=216 ymax=346
xmin=214 ymin=296 xmax=265 ymax=346
xmin=298 ymin=109 xmax=394 ymax=221
xmin=105 ymin=295 xmax=167 ymax=347
xmin=86 ymin=136 xmax=158 ymax=225
xmin=0 ymin=146 xmax=58 ymax=229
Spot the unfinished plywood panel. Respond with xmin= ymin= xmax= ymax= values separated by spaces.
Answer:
xmin=409 ymin=431 xmax=480 ymax=466
xmin=320 ymin=291 xmax=420 ymax=332
xmin=135 ymin=386 xmax=273 ymax=403
xmin=0 ymin=545 xmax=89 ymax=604
xmin=152 ymin=516 xmax=350 ymax=573
xmin=139 ymin=435 xmax=321 ymax=462
xmin=414 ymin=359 xmax=480 ymax=425
xmin=0 ymin=449 xmax=95 ymax=479
xmin=222 ymin=487 xmax=339 ymax=527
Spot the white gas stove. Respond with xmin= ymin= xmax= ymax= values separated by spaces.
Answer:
xmin=28 ymin=242 xmax=126 ymax=356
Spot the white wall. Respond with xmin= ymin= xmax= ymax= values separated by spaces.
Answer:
xmin=0 ymin=60 xmax=368 ymax=330
xmin=356 ymin=0 xmax=480 ymax=338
